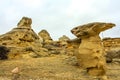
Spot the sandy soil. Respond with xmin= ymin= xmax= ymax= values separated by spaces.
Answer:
xmin=0 ymin=55 xmax=120 ymax=80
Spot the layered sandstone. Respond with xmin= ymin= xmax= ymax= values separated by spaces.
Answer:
xmin=103 ymin=38 xmax=120 ymax=51
xmin=102 ymin=38 xmax=120 ymax=63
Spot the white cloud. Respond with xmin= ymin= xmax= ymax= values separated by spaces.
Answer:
xmin=66 ymin=0 xmax=110 ymax=16
xmin=0 ymin=0 xmax=120 ymax=40
xmin=66 ymin=0 xmax=95 ymax=16
xmin=15 ymin=0 xmax=45 ymax=8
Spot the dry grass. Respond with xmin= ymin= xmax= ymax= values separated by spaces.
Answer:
xmin=0 ymin=55 xmax=120 ymax=80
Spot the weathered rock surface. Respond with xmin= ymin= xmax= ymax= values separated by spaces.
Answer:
xmin=58 ymin=35 xmax=71 ymax=55
xmin=59 ymin=35 xmax=70 ymax=41
xmin=64 ymin=38 xmax=81 ymax=56
xmin=38 ymin=30 xmax=63 ymax=55
xmin=67 ymin=37 xmax=120 ymax=63
xmin=106 ymin=50 xmax=120 ymax=63
xmin=103 ymin=38 xmax=120 ymax=51
xmin=71 ymin=22 xmax=115 ymax=78
xmin=101 ymin=38 xmax=120 ymax=63
xmin=38 ymin=29 xmax=53 ymax=45
xmin=0 ymin=17 xmax=48 ymax=59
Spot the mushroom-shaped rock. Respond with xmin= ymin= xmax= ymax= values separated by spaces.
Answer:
xmin=71 ymin=22 xmax=115 ymax=77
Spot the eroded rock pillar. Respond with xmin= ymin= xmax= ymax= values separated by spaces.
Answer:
xmin=71 ymin=22 xmax=115 ymax=79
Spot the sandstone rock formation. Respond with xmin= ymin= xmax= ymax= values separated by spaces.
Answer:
xmin=67 ymin=38 xmax=81 ymax=50
xmin=38 ymin=29 xmax=60 ymax=54
xmin=38 ymin=30 xmax=69 ymax=55
xmin=0 ymin=17 xmax=48 ymax=59
xmin=102 ymin=38 xmax=120 ymax=51
xmin=38 ymin=29 xmax=53 ymax=45
xmin=102 ymin=38 xmax=120 ymax=63
xmin=71 ymin=22 xmax=115 ymax=79
xmin=66 ymin=38 xmax=81 ymax=56
xmin=105 ymin=50 xmax=120 ymax=63
xmin=17 ymin=17 xmax=32 ymax=28
xmin=58 ymin=35 xmax=70 ymax=55
xmin=59 ymin=35 xmax=70 ymax=41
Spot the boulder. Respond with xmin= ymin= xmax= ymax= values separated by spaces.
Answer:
xmin=71 ymin=22 xmax=115 ymax=78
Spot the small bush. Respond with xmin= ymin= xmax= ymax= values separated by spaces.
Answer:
xmin=0 ymin=45 xmax=9 ymax=60
xmin=25 ymin=47 xmax=34 ymax=52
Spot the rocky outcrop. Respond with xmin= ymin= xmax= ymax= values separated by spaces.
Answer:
xmin=38 ymin=31 xmax=70 ymax=55
xmin=17 ymin=17 xmax=32 ymax=28
xmin=105 ymin=50 xmax=120 ymax=63
xmin=38 ymin=29 xmax=53 ymax=45
xmin=102 ymin=38 xmax=120 ymax=51
xmin=67 ymin=38 xmax=81 ymax=46
xmin=66 ymin=38 xmax=81 ymax=56
xmin=0 ymin=17 xmax=48 ymax=59
xmin=71 ymin=22 xmax=115 ymax=79
xmin=59 ymin=35 xmax=70 ymax=41
xmin=102 ymin=38 xmax=120 ymax=63
xmin=38 ymin=29 xmax=61 ymax=55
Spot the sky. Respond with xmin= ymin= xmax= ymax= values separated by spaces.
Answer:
xmin=0 ymin=0 xmax=120 ymax=40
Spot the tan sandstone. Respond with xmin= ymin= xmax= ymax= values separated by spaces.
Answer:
xmin=38 ymin=29 xmax=53 ymax=45
xmin=71 ymin=22 xmax=115 ymax=79
xmin=0 ymin=17 xmax=48 ymax=59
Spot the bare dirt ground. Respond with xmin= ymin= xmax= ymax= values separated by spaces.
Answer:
xmin=0 ymin=55 xmax=120 ymax=80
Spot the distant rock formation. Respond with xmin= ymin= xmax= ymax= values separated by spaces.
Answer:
xmin=0 ymin=17 xmax=48 ymax=59
xmin=67 ymin=38 xmax=81 ymax=48
xmin=66 ymin=38 xmax=81 ymax=56
xmin=58 ymin=35 xmax=70 ymax=55
xmin=102 ymin=38 xmax=120 ymax=51
xmin=102 ymin=38 xmax=120 ymax=63
xmin=59 ymin=35 xmax=70 ymax=41
xmin=38 ymin=29 xmax=53 ymax=44
xmin=17 ymin=17 xmax=32 ymax=28
xmin=38 ymin=29 xmax=60 ymax=54
xmin=71 ymin=22 xmax=115 ymax=79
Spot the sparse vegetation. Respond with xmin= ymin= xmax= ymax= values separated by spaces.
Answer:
xmin=0 ymin=45 xmax=9 ymax=60
xmin=0 ymin=55 xmax=120 ymax=80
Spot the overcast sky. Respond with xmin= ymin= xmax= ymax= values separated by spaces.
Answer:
xmin=0 ymin=0 xmax=120 ymax=40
